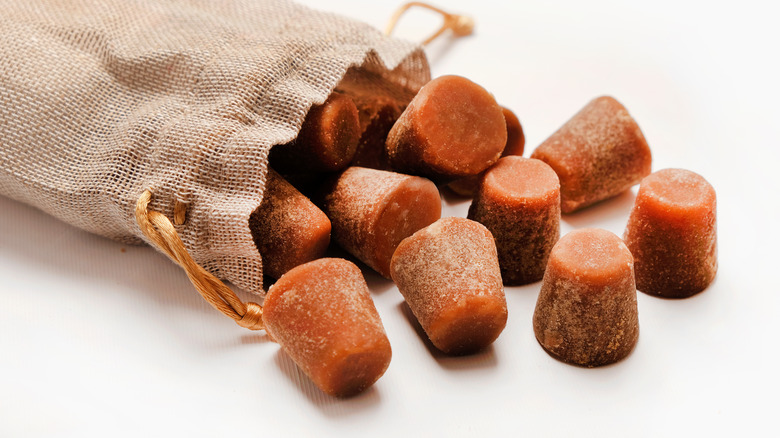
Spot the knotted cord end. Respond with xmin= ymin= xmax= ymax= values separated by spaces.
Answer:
xmin=238 ymin=301 xmax=265 ymax=331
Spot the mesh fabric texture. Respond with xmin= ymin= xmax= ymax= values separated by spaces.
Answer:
xmin=0 ymin=0 xmax=429 ymax=294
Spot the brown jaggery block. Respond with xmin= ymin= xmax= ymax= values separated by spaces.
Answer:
xmin=623 ymin=168 xmax=717 ymax=298
xmin=530 ymin=96 xmax=652 ymax=213
xmin=335 ymin=66 xmax=416 ymax=171
xmin=390 ymin=217 xmax=507 ymax=355
xmin=467 ymin=157 xmax=560 ymax=285
xmin=533 ymin=228 xmax=639 ymax=367
xmin=385 ymin=75 xmax=507 ymax=182
xmin=249 ymin=169 xmax=331 ymax=279
xmin=349 ymin=94 xmax=402 ymax=170
xmin=447 ymin=106 xmax=526 ymax=197
xmin=317 ymin=166 xmax=441 ymax=278
xmin=269 ymin=92 xmax=360 ymax=174
xmin=263 ymin=258 xmax=392 ymax=397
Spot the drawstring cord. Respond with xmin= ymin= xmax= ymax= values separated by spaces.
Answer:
xmin=135 ymin=190 xmax=264 ymax=330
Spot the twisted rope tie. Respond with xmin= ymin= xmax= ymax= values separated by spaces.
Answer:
xmin=135 ymin=190 xmax=264 ymax=331
xmin=385 ymin=2 xmax=474 ymax=46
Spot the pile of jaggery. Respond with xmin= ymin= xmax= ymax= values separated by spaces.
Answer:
xmin=251 ymin=74 xmax=717 ymax=397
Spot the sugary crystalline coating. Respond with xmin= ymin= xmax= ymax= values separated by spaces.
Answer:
xmin=447 ymin=106 xmax=526 ymax=197
xmin=318 ymin=166 xmax=441 ymax=278
xmin=249 ymin=168 xmax=331 ymax=279
xmin=468 ymin=157 xmax=560 ymax=285
xmin=530 ymin=96 xmax=652 ymax=213
xmin=262 ymin=258 xmax=392 ymax=398
xmin=269 ymin=92 xmax=360 ymax=174
xmin=390 ymin=217 xmax=507 ymax=355
xmin=533 ymin=228 xmax=639 ymax=367
xmin=385 ymin=75 xmax=507 ymax=182
xmin=623 ymin=168 xmax=717 ymax=298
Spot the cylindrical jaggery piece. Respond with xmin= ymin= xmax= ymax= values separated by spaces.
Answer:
xmin=317 ymin=166 xmax=441 ymax=278
xmin=386 ymin=75 xmax=507 ymax=182
xmin=623 ymin=168 xmax=717 ymax=298
xmin=269 ymin=92 xmax=360 ymax=174
xmin=249 ymin=168 xmax=331 ymax=279
xmin=468 ymin=157 xmax=560 ymax=285
xmin=533 ymin=228 xmax=639 ymax=367
xmin=448 ymin=106 xmax=526 ymax=197
xmin=390 ymin=217 xmax=507 ymax=355
xmin=262 ymin=258 xmax=392 ymax=397
xmin=530 ymin=96 xmax=652 ymax=213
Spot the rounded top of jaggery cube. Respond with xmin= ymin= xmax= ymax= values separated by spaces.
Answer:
xmin=416 ymin=75 xmax=506 ymax=176
xmin=636 ymin=168 xmax=715 ymax=219
xmin=548 ymin=228 xmax=634 ymax=288
xmin=481 ymin=156 xmax=559 ymax=206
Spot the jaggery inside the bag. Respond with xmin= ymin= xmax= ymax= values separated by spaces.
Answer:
xmin=254 ymin=70 xmax=422 ymax=279
xmin=249 ymin=168 xmax=331 ymax=279
xmin=335 ymin=66 xmax=416 ymax=171
xmin=346 ymin=93 xmax=402 ymax=170
xmin=268 ymin=92 xmax=360 ymax=174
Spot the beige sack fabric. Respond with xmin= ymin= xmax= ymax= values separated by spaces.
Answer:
xmin=0 ymin=0 xmax=429 ymax=294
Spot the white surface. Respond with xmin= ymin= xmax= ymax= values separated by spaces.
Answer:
xmin=2 ymin=0 xmax=779 ymax=436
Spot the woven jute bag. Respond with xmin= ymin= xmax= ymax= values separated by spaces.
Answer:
xmin=0 ymin=0 xmax=430 ymax=328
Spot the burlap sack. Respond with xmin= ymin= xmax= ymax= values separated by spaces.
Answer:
xmin=0 ymin=0 xmax=430 ymax=295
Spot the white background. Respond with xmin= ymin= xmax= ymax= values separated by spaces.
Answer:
xmin=2 ymin=0 xmax=779 ymax=436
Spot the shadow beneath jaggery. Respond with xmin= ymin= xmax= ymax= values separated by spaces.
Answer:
xmin=262 ymin=274 xmax=277 ymax=292
xmin=361 ymin=268 xmax=397 ymax=295
xmin=636 ymin=278 xmax=715 ymax=301
xmin=561 ymin=189 xmax=637 ymax=234
xmin=439 ymin=183 xmax=473 ymax=208
xmin=323 ymin=241 xmax=397 ymax=295
xmin=272 ymin=349 xmax=383 ymax=417
xmin=257 ymin=239 xmax=398 ymax=296
xmin=397 ymin=302 xmax=499 ymax=371
xmin=239 ymin=333 xmax=274 ymax=345
xmin=533 ymin=333 xmax=641 ymax=372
